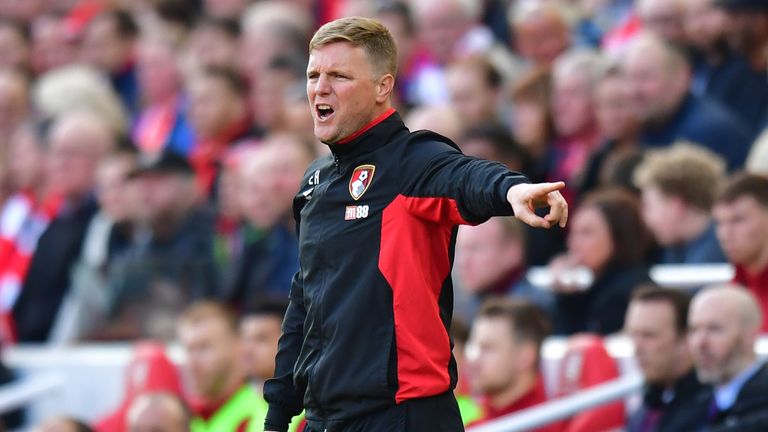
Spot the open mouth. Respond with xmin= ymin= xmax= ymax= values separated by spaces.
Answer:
xmin=316 ymin=104 xmax=335 ymax=121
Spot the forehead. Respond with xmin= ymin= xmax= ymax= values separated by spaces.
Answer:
xmin=308 ymin=42 xmax=372 ymax=71
xmin=714 ymin=195 xmax=765 ymax=217
xmin=472 ymin=315 xmax=514 ymax=340
xmin=627 ymin=300 xmax=676 ymax=327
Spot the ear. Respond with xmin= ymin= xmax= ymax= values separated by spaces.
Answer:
xmin=375 ymin=74 xmax=395 ymax=104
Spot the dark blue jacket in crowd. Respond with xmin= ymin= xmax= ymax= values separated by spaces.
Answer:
xmin=659 ymin=222 xmax=727 ymax=265
xmin=640 ymin=93 xmax=753 ymax=170
xmin=691 ymin=52 xmax=768 ymax=134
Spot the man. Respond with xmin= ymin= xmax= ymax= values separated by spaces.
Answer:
xmin=621 ymin=32 xmax=752 ymax=170
xmin=13 ymin=111 xmax=116 ymax=342
xmin=625 ymin=287 xmax=711 ymax=432
xmin=634 ymin=143 xmax=727 ymax=264
xmin=103 ymin=152 xmax=217 ymax=340
xmin=510 ymin=0 xmax=572 ymax=69
xmin=264 ymin=17 xmax=567 ymax=432
xmin=716 ymin=0 xmax=768 ymax=76
xmin=177 ymin=301 xmax=263 ymax=432
xmin=712 ymin=173 xmax=768 ymax=331
xmin=637 ymin=0 xmax=688 ymax=45
xmin=445 ymin=56 xmax=505 ymax=130
xmin=685 ymin=0 xmax=768 ymax=132
xmin=240 ymin=299 xmax=288 ymax=386
xmin=465 ymin=298 xmax=556 ymax=431
xmin=455 ymin=216 xmax=554 ymax=322
xmin=80 ymin=9 xmax=140 ymax=116
xmin=127 ymin=393 xmax=190 ymax=432
xmin=688 ymin=285 xmax=768 ymax=430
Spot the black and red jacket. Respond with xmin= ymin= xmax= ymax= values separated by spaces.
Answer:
xmin=264 ymin=110 xmax=528 ymax=431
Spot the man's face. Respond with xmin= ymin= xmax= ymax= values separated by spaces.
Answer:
xmin=188 ymin=76 xmax=243 ymax=139
xmin=446 ymin=66 xmax=497 ymax=129
xmin=178 ymin=319 xmax=239 ymax=398
xmin=47 ymin=126 xmax=101 ymax=200
xmin=639 ymin=0 xmax=686 ymax=44
xmin=139 ymin=173 xmax=196 ymax=224
xmin=685 ymin=0 xmax=728 ymax=50
xmin=688 ymin=296 xmax=749 ymax=384
xmin=240 ymin=315 xmax=283 ymax=380
xmin=467 ymin=316 xmax=528 ymax=395
xmin=641 ymin=186 xmax=683 ymax=246
xmin=595 ymin=76 xmax=638 ymax=141
xmin=80 ymin=16 xmax=130 ymax=73
xmin=713 ymin=196 xmax=768 ymax=268
xmin=306 ymin=42 xmax=387 ymax=144
xmin=456 ymin=220 xmax=522 ymax=294
xmin=623 ymin=46 xmax=685 ymax=123
xmin=552 ymin=71 xmax=594 ymax=137
xmin=625 ymin=300 xmax=687 ymax=384
xmin=515 ymin=15 xmax=569 ymax=67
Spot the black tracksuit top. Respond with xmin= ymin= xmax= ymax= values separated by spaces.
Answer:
xmin=264 ymin=110 xmax=529 ymax=430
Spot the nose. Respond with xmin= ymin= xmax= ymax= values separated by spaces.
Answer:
xmin=314 ymin=74 xmax=331 ymax=97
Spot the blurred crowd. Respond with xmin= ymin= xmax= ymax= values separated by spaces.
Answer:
xmin=0 ymin=0 xmax=767 ymax=430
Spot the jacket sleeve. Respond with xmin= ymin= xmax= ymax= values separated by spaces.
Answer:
xmin=401 ymin=138 xmax=529 ymax=225
xmin=263 ymin=271 xmax=306 ymax=431
xmin=264 ymin=199 xmax=307 ymax=431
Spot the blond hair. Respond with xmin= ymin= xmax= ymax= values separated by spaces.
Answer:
xmin=310 ymin=16 xmax=397 ymax=77
xmin=634 ymin=142 xmax=726 ymax=211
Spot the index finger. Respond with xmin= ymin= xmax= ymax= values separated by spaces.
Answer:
xmin=529 ymin=181 xmax=566 ymax=197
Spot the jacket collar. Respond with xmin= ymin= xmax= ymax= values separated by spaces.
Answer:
xmin=327 ymin=109 xmax=407 ymax=160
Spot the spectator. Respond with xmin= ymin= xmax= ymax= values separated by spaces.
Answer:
xmin=33 ymin=65 xmax=128 ymax=136
xmin=239 ymin=1 xmax=311 ymax=84
xmin=689 ymin=285 xmax=768 ymax=430
xmin=622 ymin=32 xmax=753 ymax=170
xmin=715 ymin=0 xmax=768 ymax=76
xmin=102 ymin=152 xmax=217 ymax=340
xmin=251 ymin=55 xmax=306 ymax=133
xmin=445 ymin=56 xmax=505 ymax=129
xmin=510 ymin=0 xmax=572 ymax=69
xmin=404 ymin=104 xmax=465 ymax=143
xmin=186 ymin=66 xmax=255 ymax=197
xmin=550 ymin=188 xmax=653 ymax=335
xmin=374 ymin=0 xmax=424 ymax=110
xmin=222 ymin=136 xmax=312 ymax=306
xmin=747 ymin=129 xmax=768 ymax=174
xmin=634 ymin=143 xmax=727 ymax=264
xmin=548 ymin=48 xmax=605 ymax=204
xmin=177 ymin=301 xmax=263 ymax=432
xmin=33 ymin=417 xmax=94 ymax=432
xmin=458 ymin=124 xmax=530 ymax=172
xmin=133 ymin=37 xmax=194 ymax=157
xmin=239 ymin=299 xmax=287 ymax=385
xmin=0 ymin=17 xmax=30 ymax=71
xmin=0 ymin=69 xmax=30 ymax=149
xmin=127 ymin=392 xmax=190 ymax=432
xmin=625 ymin=286 xmax=711 ymax=432
xmin=508 ymin=68 xmax=555 ymax=183
xmin=13 ymin=111 xmax=116 ymax=342
xmin=29 ymin=14 xmax=77 ymax=74
xmin=49 ymin=147 xmax=140 ymax=343
xmin=204 ymin=0 xmax=249 ymax=20
xmin=410 ymin=0 xmax=522 ymax=105
xmin=80 ymin=9 xmax=141 ymax=117
xmin=686 ymin=0 xmax=768 ymax=133
xmin=455 ymin=216 xmax=554 ymax=322
xmin=636 ymin=0 xmax=687 ymax=45
xmin=580 ymin=66 xmax=642 ymax=195
xmin=712 ymin=173 xmax=768 ymax=331
xmin=466 ymin=298 xmax=557 ymax=431
xmin=186 ymin=16 xmax=241 ymax=72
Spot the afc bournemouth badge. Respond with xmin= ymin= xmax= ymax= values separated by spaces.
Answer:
xmin=349 ymin=164 xmax=375 ymax=200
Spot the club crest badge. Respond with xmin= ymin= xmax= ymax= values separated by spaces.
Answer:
xmin=349 ymin=164 xmax=375 ymax=200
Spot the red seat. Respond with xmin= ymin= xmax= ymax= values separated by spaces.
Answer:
xmin=555 ymin=334 xmax=625 ymax=432
xmin=94 ymin=342 xmax=183 ymax=432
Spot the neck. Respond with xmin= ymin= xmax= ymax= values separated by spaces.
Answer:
xmin=721 ymin=354 xmax=758 ymax=386
xmin=676 ymin=210 xmax=711 ymax=244
xmin=488 ymin=371 xmax=537 ymax=410
xmin=661 ymin=357 xmax=693 ymax=389
xmin=745 ymin=245 xmax=768 ymax=275
xmin=204 ymin=371 xmax=244 ymax=403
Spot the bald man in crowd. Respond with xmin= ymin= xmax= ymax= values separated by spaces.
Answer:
xmin=127 ymin=392 xmax=190 ymax=432
xmin=688 ymin=285 xmax=768 ymax=431
xmin=621 ymin=32 xmax=752 ymax=170
xmin=13 ymin=110 xmax=116 ymax=342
